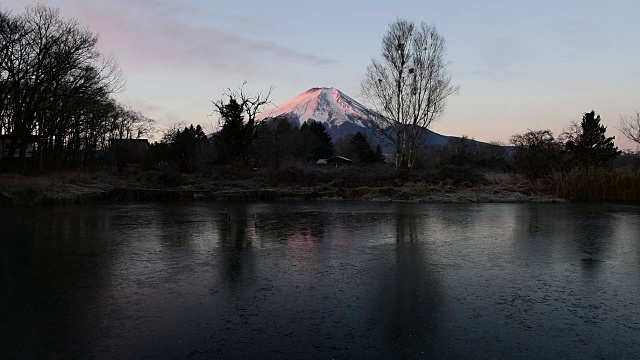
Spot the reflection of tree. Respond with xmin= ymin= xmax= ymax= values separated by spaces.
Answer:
xmin=512 ymin=204 xmax=616 ymax=278
xmin=157 ymin=207 xmax=199 ymax=247
xmin=396 ymin=210 xmax=419 ymax=244
xmin=369 ymin=206 xmax=443 ymax=357
xmin=216 ymin=205 xmax=256 ymax=287
xmin=1 ymin=206 xmax=114 ymax=358
xmin=511 ymin=204 xmax=554 ymax=263
xmin=565 ymin=207 xmax=615 ymax=277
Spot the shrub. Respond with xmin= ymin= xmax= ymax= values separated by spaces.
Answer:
xmin=510 ymin=129 xmax=564 ymax=179
xmin=431 ymin=166 xmax=487 ymax=186
xmin=158 ymin=168 xmax=184 ymax=187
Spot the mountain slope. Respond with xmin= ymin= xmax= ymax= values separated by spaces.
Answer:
xmin=256 ymin=87 xmax=460 ymax=149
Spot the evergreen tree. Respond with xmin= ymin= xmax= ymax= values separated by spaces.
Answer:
xmin=215 ymin=97 xmax=254 ymax=163
xmin=251 ymin=117 xmax=300 ymax=168
xmin=374 ymin=144 xmax=386 ymax=163
xmin=566 ymin=111 xmax=620 ymax=168
xmin=211 ymin=84 xmax=272 ymax=165
xmin=350 ymin=132 xmax=376 ymax=163
xmin=308 ymin=121 xmax=333 ymax=161
xmin=171 ymin=124 xmax=207 ymax=172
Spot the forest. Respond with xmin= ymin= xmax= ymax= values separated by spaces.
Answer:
xmin=0 ymin=5 xmax=153 ymax=171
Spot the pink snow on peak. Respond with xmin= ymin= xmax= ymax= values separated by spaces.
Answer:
xmin=256 ymin=87 xmax=374 ymax=127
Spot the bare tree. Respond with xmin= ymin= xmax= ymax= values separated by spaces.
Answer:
xmin=211 ymin=82 xmax=273 ymax=130
xmin=0 ymin=4 xmax=131 ymax=169
xmin=0 ymin=9 xmax=25 ymax=131
xmin=362 ymin=19 xmax=459 ymax=169
xmin=210 ymin=82 xmax=272 ymax=164
xmin=620 ymin=111 xmax=640 ymax=146
xmin=108 ymin=104 xmax=155 ymax=140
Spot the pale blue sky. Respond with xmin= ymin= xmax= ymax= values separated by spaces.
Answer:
xmin=4 ymin=0 xmax=640 ymax=148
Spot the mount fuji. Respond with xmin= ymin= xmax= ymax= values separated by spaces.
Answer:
xmin=256 ymin=87 xmax=454 ymax=149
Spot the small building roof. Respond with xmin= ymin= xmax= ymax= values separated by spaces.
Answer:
xmin=316 ymin=159 xmax=327 ymax=165
xmin=110 ymin=138 xmax=149 ymax=143
xmin=326 ymin=156 xmax=352 ymax=163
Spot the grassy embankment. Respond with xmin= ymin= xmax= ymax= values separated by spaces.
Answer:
xmin=6 ymin=166 xmax=640 ymax=206
xmin=0 ymin=165 xmax=568 ymax=206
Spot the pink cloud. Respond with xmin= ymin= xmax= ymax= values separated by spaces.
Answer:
xmin=72 ymin=0 xmax=335 ymax=76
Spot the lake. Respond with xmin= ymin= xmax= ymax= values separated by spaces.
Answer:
xmin=1 ymin=202 xmax=639 ymax=359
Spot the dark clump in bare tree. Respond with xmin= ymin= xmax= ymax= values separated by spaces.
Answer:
xmin=619 ymin=111 xmax=640 ymax=147
xmin=362 ymin=18 xmax=459 ymax=169
xmin=211 ymin=83 xmax=272 ymax=165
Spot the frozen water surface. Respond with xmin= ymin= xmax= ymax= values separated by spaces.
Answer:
xmin=1 ymin=202 xmax=639 ymax=359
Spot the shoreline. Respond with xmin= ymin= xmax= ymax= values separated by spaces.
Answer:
xmin=0 ymin=171 xmax=565 ymax=206
xmin=0 ymin=188 xmax=566 ymax=207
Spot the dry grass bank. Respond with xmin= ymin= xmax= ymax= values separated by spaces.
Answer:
xmin=0 ymin=170 xmax=128 ymax=205
xmin=552 ymin=168 xmax=640 ymax=201
xmin=0 ymin=166 xmax=565 ymax=206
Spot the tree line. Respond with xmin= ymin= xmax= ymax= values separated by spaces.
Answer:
xmin=138 ymin=84 xmax=627 ymax=182
xmin=510 ymin=110 xmax=623 ymax=178
xmin=0 ymin=5 xmax=153 ymax=170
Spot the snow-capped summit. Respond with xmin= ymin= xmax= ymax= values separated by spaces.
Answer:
xmin=256 ymin=87 xmax=380 ymax=129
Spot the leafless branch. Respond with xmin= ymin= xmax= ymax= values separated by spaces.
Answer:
xmin=361 ymin=19 xmax=458 ymax=169
xmin=619 ymin=111 xmax=640 ymax=146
